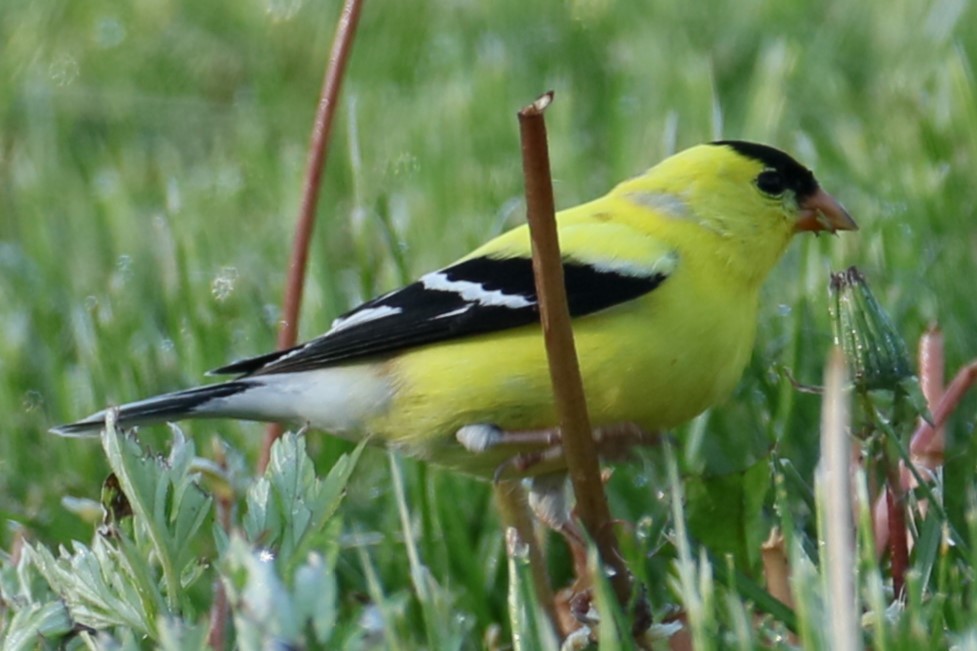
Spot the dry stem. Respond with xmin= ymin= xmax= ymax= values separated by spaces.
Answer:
xmin=516 ymin=91 xmax=636 ymax=618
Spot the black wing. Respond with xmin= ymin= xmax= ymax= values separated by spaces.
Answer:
xmin=211 ymin=255 xmax=668 ymax=376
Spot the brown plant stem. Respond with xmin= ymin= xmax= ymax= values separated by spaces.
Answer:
xmin=207 ymin=505 xmax=232 ymax=649
xmin=259 ymin=0 xmax=366 ymax=472
xmin=516 ymin=92 xmax=635 ymax=614
xmin=761 ymin=528 xmax=794 ymax=609
xmin=208 ymin=443 xmax=234 ymax=650
xmin=885 ymin=470 xmax=908 ymax=598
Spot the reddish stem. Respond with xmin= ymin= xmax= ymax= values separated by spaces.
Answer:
xmin=918 ymin=325 xmax=944 ymax=414
xmin=911 ymin=360 xmax=977 ymax=466
xmin=886 ymin=476 xmax=908 ymax=598
xmin=208 ymin=448 xmax=234 ymax=649
xmin=259 ymin=0 xmax=366 ymax=472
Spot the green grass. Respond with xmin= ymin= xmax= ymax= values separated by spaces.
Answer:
xmin=2 ymin=0 xmax=977 ymax=647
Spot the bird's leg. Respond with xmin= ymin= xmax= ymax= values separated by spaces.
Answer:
xmin=455 ymin=423 xmax=562 ymax=453
xmin=493 ymin=444 xmax=568 ymax=481
xmin=455 ymin=422 xmax=661 ymax=477
xmin=456 ymin=422 xmax=659 ymax=581
xmin=455 ymin=423 xmax=566 ymax=478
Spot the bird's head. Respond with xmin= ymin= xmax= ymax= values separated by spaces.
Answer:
xmin=616 ymin=140 xmax=857 ymax=285
xmin=707 ymin=140 xmax=857 ymax=236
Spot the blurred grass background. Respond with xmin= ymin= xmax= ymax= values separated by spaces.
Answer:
xmin=2 ymin=0 xmax=977 ymax=642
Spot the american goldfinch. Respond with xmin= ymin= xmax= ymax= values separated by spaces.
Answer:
xmin=53 ymin=140 xmax=856 ymax=478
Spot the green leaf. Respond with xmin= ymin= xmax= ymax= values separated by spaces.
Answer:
xmin=220 ymin=536 xmax=343 ymax=649
xmin=221 ymin=534 xmax=300 ymax=648
xmin=99 ymin=419 xmax=213 ymax=612
xmin=221 ymin=431 xmax=362 ymax=649
xmin=0 ymin=600 xmax=73 ymax=651
xmin=685 ymin=459 xmax=770 ymax=570
xmin=156 ymin=618 xmax=211 ymax=651
xmin=26 ymin=539 xmax=154 ymax=636
xmin=591 ymin=545 xmax=638 ymax=651
xmin=243 ymin=432 xmax=364 ymax=577
xmin=504 ymin=528 xmax=558 ymax=651
xmin=293 ymin=552 xmax=338 ymax=644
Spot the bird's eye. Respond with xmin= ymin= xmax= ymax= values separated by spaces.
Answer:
xmin=756 ymin=170 xmax=786 ymax=196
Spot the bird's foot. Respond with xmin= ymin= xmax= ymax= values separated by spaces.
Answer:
xmin=590 ymin=422 xmax=663 ymax=460
xmin=527 ymin=473 xmax=589 ymax=578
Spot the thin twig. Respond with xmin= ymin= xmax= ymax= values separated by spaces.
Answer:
xmin=516 ymin=92 xmax=635 ymax=614
xmin=259 ymin=0 xmax=366 ymax=472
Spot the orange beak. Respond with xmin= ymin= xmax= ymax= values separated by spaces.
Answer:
xmin=795 ymin=188 xmax=858 ymax=234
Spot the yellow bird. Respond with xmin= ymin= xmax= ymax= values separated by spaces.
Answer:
xmin=53 ymin=141 xmax=856 ymax=479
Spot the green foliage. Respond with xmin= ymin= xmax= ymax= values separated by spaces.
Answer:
xmin=0 ymin=557 xmax=73 ymax=651
xmin=0 ymin=425 xmax=361 ymax=648
xmin=100 ymin=420 xmax=212 ymax=615
xmin=3 ymin=0 xmax=977 ymax=647
xmin=505 ymin=528 xmax=559 ymax=651
xmin=684 ymin=459 xmax=769 ymax=570
xmin=241 ymin=430 xmax=357 ymax=578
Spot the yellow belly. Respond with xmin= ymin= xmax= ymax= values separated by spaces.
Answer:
xmin=366 ymin=270 xmax=759 ymax=478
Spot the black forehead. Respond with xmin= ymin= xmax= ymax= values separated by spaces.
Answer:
xmin=712 ymin=140 xmax=819 ymax=197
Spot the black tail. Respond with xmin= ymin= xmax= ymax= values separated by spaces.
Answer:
xmin=50 ymin=381 xmax=252 ymax=437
